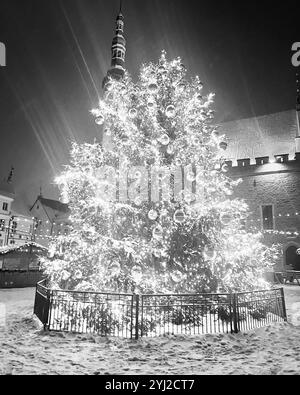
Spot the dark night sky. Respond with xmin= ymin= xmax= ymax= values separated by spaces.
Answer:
xmin=0 ymin=0 xmax=299 ymax=210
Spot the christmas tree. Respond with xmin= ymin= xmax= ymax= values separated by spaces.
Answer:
xmin=43 ymin=52 xmax=278 ymax=294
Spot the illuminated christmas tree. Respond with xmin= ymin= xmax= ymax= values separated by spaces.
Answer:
xmin=43 ymin=52 xmax=278 ymax=294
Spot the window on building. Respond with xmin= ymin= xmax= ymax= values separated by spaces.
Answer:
xmin=2 ymin=202 xmax=8 ymax=211
xmin=12 ymin=221 xmax=17 ymax=234
xmin=261 ymin=205 xmax=274 ymax=230
xmin=0 ymin=219 xmax=5 ymax=231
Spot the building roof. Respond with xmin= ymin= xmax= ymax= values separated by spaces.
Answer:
xmin=38 ymin=197 xmax=69 ymax=214
xmin=0 ymin=242 xmax=48 ymax=255
xmin=218 ymin=109 xmax=298 ymax=164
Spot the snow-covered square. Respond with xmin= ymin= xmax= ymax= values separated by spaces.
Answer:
xmin=0 ymin=286 xmax=300 ymax=375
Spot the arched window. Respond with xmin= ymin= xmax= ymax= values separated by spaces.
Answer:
xmin=285 ymin=245 xmax=300 ymax=271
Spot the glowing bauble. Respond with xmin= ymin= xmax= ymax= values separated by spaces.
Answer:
xmin=134 ymin=196 xmax=143 ymax=206
xmin=148 ymin=82 xmax=159 ymax=94
xmin=171 ymin=270 xmax=184 ymax=283
xmin=167 ymin=145 xmax=174 ymax=155
xmin=196 ymin=94 xmax=204 ymax=102
xmin=180 ymin=63 xmax=187 ymax=72
xmin=186 ymin=171 xmax=196 ymax=182
xmin=165 ymin=104 xmax=176 ymax=118
xmin=48 ymin=245 xmax=56 ymax=258
xmin=75 ymin=270 xmax=83 ymax=280
xmin=158 ymin=134 xmax=170 ymax=146
xmin=203 ymin=246 xmax=217 ymax=261
xmin=174 ymin=209 xmax=185 ymax=224
xmin=61 ymin=271 xmax=70 ymax=281
xmin=105 ymin=82 xmax=113 ymax=91
xmin=220 ymin=213 xmax=233 ymax=226
xmin=221 ymin=164 xmax=229 ymax=173
xmin=148 ymin=210 xmax=158 ymax=221
xmin=176 ymin=81 xmax=186 ymax=92
xmin=121 ymin=134 xmax=130 ymax=145
xmin=219 ymin=142 xmax=228 ymax=151
xmin=297 ymin=248 xmax=300 ymax=256
xmin=225 ymin=189 xmax=233 ymax=196
xmin=175 ymin=158 xmax=182 ymax=167
xmin=131 ymin=265 xmax=143 ymax=283
xmin=153 ymin=249 xmax=162 ymax=258
xmin=147 ymin=98 xmax=155 ymax=108
xmin=95 ymin=115 xmax=105 ymax=125
xmin=152 ymin=224 xmax=164 ymax=239
xmin=158 ymin=65 xmax=166 ymax=73
xmin=109 ymin=261 xmax=121 ymax=276
xmin=129 ymin=108 xmax=138 ymax=119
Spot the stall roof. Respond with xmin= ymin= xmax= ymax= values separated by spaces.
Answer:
xmin=0 ymin=242 xmax=48 ymax=255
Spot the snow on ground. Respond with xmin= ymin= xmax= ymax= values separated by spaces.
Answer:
xmin=0 ymin=286 xmax=300 ymax=375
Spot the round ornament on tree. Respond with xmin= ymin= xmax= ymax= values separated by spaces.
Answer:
xmin=165 ymin=105 xmax=176 ymax=118
xmin=158 ymin=134 xmax=170 ymax=146
xmin=148 ymin=82 xmax=159 ymax=94
xmin=174 ymin=209 xmax=185 ymax=224
xmin=129 ymin=108 xmax=138 ymax=119
xmin=148 ymin=210 xmax=159 ymax=221
xmin=95 ymin=115 xmax=105 ymax=125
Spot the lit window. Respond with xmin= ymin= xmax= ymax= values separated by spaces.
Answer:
xmin=0 ymin=219 xmax=4 ymax=231
xmin=261 ymin=205 xmax=274 ymax=230
xmin=12 ymin=221 xmax=17 ymax=234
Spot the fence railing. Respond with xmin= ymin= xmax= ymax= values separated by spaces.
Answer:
xmin=34 ymin=281 xmax=287 ymax=339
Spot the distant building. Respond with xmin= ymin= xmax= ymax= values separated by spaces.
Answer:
xmin=30 ymin=195 xmax=71 ymax=247
xmin=0 ymin=168 xmax=34 ymax=248
xmin=220 ymin=108 xmax=300 ymax=271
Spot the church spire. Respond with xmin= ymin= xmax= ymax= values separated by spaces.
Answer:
xmin=102 ymin=2 xmax=126 ymax=90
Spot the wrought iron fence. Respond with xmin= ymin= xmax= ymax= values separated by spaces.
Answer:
xmin=34 ymin=281 xmax=287 ymax=339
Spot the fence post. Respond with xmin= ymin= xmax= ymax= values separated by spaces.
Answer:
xmin=135 ymin=294 xmax=139 ymax=340
xmin=232 ymin=293 xmax=239 ymax=334
xmin=44 ymin=289 xmax=51 ymax=331
xmin=279 ymin=287 xmax=288 ymax=322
